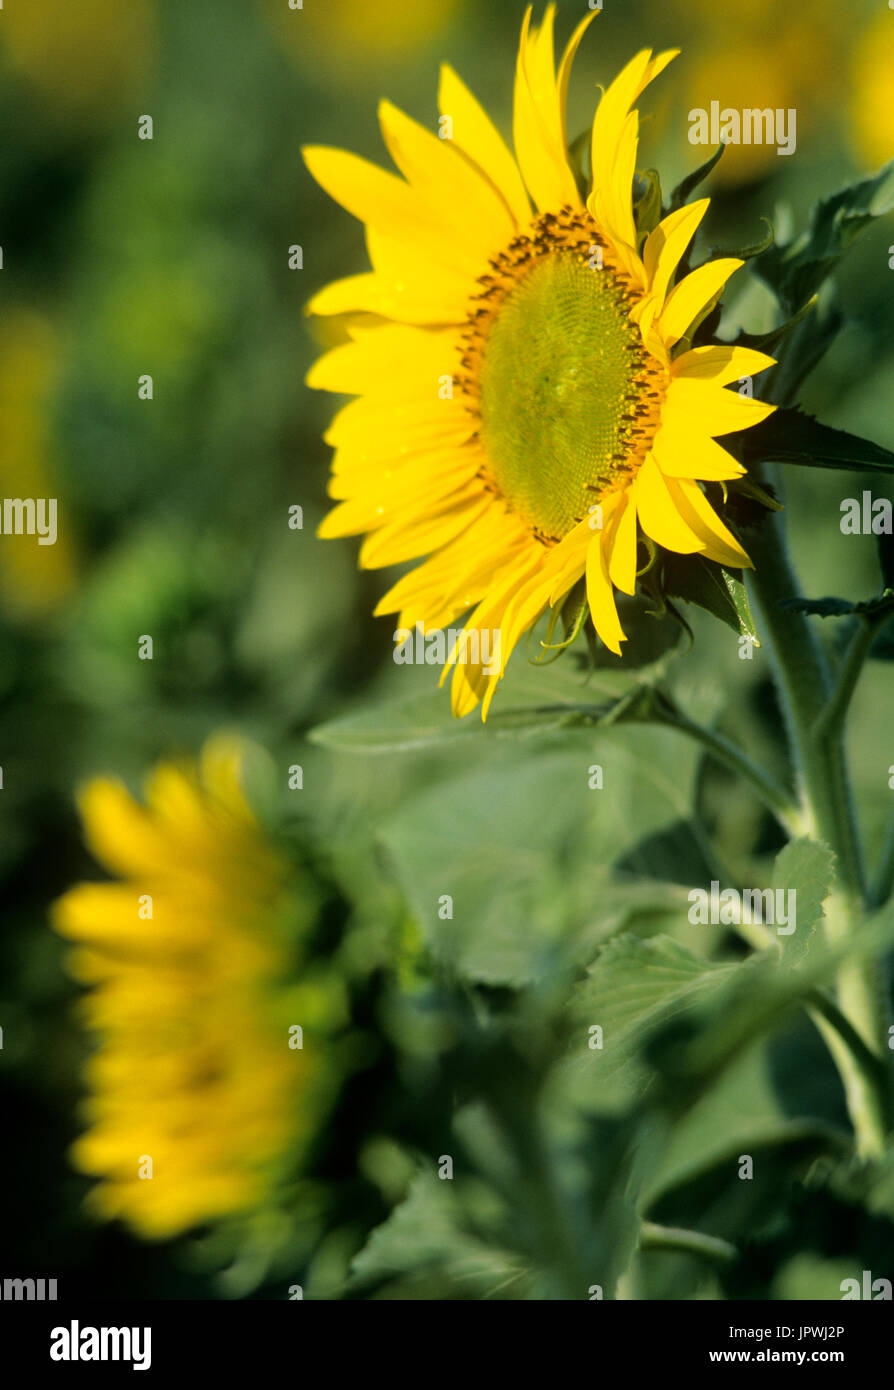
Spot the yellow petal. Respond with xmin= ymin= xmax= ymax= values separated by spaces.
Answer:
xmin=586 ymin=532 xmax=626 ymax=656
xmin=307 ymin=324 xmax=459 ymax=396
xmin=556 ymin=8 xmax=601 ymax=137
xmin=303 ymin=144 xmax=421 ymax=238
xmin=672 ymin=344 xmax=776 ymax=387
xmin=513 ymin=5 xmax=581 ymax=211
xmin=543 ymin=523 xmax=590 ymax=605
xmin=366 ymin=226 xmax=472 ymax=324
xmin=76 ymin=778 xmax=171 ymax=879
xmin=303 ymin=145 xmax=477 ymax=316
xmin=480 ymin=568 xmax=555 ymax=718
xmin=651 ymin=422 xmax=746 ymax=481
xmin=330 ymin=442 xmax=478 ymax=493
xmin=438 ymin=64 xmax=531 ymax=227
xmin=304 ymin=273 xmax=393 ymax=318
xmin=608 ymin=110 xmax=640 ymax=252
xmin=200 ymin=734 xmax=255 ymax=823
xmin=377 ymin=99 xmax=515 ymax=259
xmin=446 ymin=548 xmax=544 ymax=716
xmin=539 ymin=494 xmax=624 ymax=604
xmin=633 ymin=454 xmax=705 ymax=554
xmin=359 ymin=494 xmax=490 ymax=568
xmin=374 ymin=508 xmax=527 ymax=628
xmin=588 ymin=48 xmax=678 ymax=265
xmin=607 ymin=492 xmax=638 ymax=594
xmin=664 ymin=478 xmax=753 ymax=568
xmin=661 ymin=378 xmax=775 ymax=436
xmin=323 ymin=394 xmax=470 ymax=452
xmin=319 ymin=467 xmax=481 ymax=539
xmin=657 ymin=258 xmax=743 ymax=346
xmin=642 ymin=199 xmax=710 ymax=308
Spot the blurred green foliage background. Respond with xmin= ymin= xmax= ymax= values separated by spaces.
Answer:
xmin=1 ymin=0 xmax=893 ymax=1300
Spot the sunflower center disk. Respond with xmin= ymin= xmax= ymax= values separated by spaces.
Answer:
xmin=477 ymin=251 xmax=654 ymax=542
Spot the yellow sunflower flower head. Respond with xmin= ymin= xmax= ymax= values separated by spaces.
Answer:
xmin=52 ymin=733 xmax=344 ymax=1241
xmin=304 ymin=6 xmax=776 ymax=719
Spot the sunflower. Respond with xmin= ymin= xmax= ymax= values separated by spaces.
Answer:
xmin=52 ymin=734 xmax=341 ymax=1239
xmin=304 ymin=6 xmax=775 ymax=718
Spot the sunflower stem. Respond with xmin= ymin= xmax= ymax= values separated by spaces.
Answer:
xmin=659 ymin=704 xmax=805 ymax=839
xmin=747 ymin=492 xmax=891 ymax=1158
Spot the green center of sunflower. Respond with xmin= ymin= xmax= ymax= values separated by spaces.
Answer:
xmin=475 ymin=249 xmax=654 ymax=543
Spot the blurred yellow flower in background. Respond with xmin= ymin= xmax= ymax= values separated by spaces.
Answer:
xmin=682 ymin=41 xmax=800 ymax=187
xmin=1 ymin=0 xmax=156 ymax=125
xmin=0 ymin=312 xmax=77 ymax=615
xmin=850 ymin=11 xmax=894 ymax=171
xmin=262 ymin=0 xmax=465 ymax=72
xmin=53 ymin=734 xmax=343 ymax=1240
xmin=678 ymin=0 xmax=850 ymax=186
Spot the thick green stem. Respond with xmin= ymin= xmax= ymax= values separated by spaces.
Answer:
xmin=747 ymin=499 xmax=890 ymax=1158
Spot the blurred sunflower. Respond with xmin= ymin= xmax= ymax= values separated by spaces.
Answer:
xmin=1 ymin=0 xmax=156 ymax=126
xmin=304 ymin=5 xmax=775 ymax=718
xmin=52 ymin=734 xmax=343 ymax=1240
xmin=0 ymin=311 xmax=77 ymax=614
xmin=263 ymin=0 xmax=465 ymax=68
xmin=850 ymin=11 xmax=894 ymax=171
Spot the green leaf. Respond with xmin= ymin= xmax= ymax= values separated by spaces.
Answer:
xmin=765 ymin=296 xmax=844 ymax=407
xmin=309 ymin=651 xmax=672 ymax=754
xmin=778 ymin=590 xmax=894 ymax=621
xmin=778 ymin=597 xmax=861 ymax=618
xmin=349 ymin=1170 xmax=522 ymax=1298
xmin=733 ymin=294 xmax=819 ymax=355
xmin=649 ymin=895 xmax=894 ymax=1104
xmin=669 ymin=145 xmax=724 ymax=210
xmin=378 ymin=729 xmax=701 ymax=985
xmin=776 ymin=591 xmax=894 ymax=663
xmin=644 ymin=1037 xmax=847 ymax=1209
xmin=754 ymin=162 xmax=894 ymax=311
xmin=772 ymin=838 xmax=835 ymax=966
xmin=661 ymin=555 xmax=759 ymax=642
xmin=562 ymin=934 xmax=739 ymax=1112
xmin=729 ymin=407 xmax=894 ymax=474
xmin=713 ymin=217 xmax=774 ymax=264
